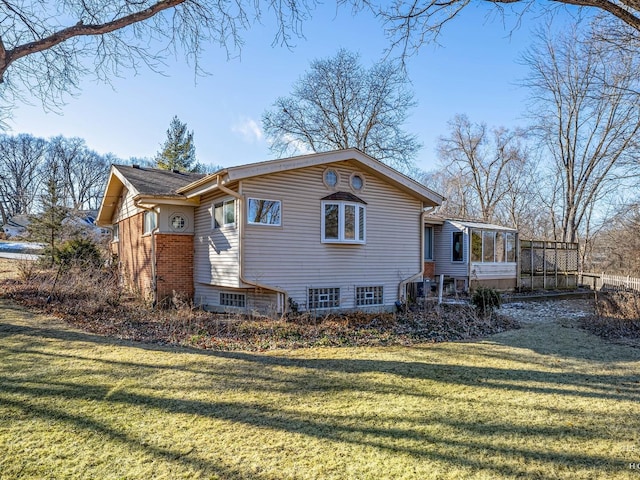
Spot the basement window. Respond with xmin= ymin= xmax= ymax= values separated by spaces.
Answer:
xmin=220 ymin=292 xmax=246 ymax=308
xmin=308 ymin=287 xmax=340 ymax=310
xmin=355 ymin=286 xmax=383 ymax=306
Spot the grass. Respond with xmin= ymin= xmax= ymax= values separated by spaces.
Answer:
xmin=0 ymin=259 xmax=639 ymax=478
xmin=2 ymin=304 xmax=639 ymax=478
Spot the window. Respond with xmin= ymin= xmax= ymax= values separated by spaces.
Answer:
xmin=356 ymin=286 xmax=383 ymax=306
xmin=350 ymin=173 xmax=364 ymax=191
xmin=213 ymin=199 xmax=235 ymax=228
xmin=471 ymin=230 xmax=482 ymax=262
xmin=112 ymin=224 xmax=119 ymax=242
xmin=143 ymin=211 xmax=157 ymax=234
xmin=470 ymin=229 xmax=517 ymax=263
xmin=452 ymin=232 xmax=464 ymax=262
xmin=170 ymin=213 xmax=187 ymax=232
xmin=424 ymin=226 xmax=434 ymax=261
xmin=483 ymin=231 xmax=495 ymax=262
xmin=308 ymin=287 xmax=340 ymax=310
xmin=248 ymin=198 xmax=281 ymax=226
xmin=496 ymin=232 xmax=505 ymax=262
xmin=506 ymin=233 xmax=516 ymax=262
xmin=220 ymin=292 xmax=246 ymax=308
xmin=324 ymin=169 xmax=339 ymax=188
xmin=322 ymin=201 xmax=365 ymax=243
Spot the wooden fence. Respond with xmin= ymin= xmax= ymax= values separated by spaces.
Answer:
xmin=519 ymin=240 xmax=580 ymax=290
xmin=580 ymin=273 xmax=640 ymax=293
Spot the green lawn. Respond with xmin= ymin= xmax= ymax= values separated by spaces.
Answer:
xmin=1 ymin=298 xmax=639 ymax=479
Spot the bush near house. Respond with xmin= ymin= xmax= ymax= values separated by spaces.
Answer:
xmin=0 ymin=262 xmax=519 ymax=351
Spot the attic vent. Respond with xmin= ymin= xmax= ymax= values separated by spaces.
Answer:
xmin=132 ymin=164 xmax=141 ymax=169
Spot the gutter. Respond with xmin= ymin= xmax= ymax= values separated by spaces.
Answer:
xmin=215 ymin=176 xmax=289 ymax=315
xmin=397 ymin=206 xmax=437 ymax=305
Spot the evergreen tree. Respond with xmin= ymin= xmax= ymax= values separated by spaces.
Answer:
xmin=28 ymin=161 xmax=68 ymax=266
xmin=155 ymin=116 xmax=199 ymax=172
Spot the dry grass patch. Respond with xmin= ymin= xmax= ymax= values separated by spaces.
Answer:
xmin=0 ymin=298 xmax=639 ymax=479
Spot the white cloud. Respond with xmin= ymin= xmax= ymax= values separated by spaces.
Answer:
xmin=232 ymin=117 xmax=263 ymax=143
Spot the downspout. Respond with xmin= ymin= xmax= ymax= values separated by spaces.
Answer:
xmin=216 ymin=176 xmax=289 ymax=315
xmin=134 ymin=201 xmax=159 ymax=307
xmin=398 ymin=206 xmax=437 ymax=304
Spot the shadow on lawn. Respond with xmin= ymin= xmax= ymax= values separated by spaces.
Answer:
xmin=1 ymin=303 xmax=639 ymax=477
xmin=0 ymin=373 xmax=632 ymax=478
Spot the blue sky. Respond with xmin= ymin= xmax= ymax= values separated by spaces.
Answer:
xmin=7 ymin=3 xmax=561 ymax=173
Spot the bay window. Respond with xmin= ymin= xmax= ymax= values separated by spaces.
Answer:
xmin=321 ymin=201 xmax=365 ymax=244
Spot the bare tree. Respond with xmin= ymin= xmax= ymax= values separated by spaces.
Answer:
xmin=523 ymin=20 xmax=640 ymax=243
xmin=262 ymin=49 xmax=421 ymax=172
xmin=0 ymin=134 xmax=46 ymax=223
xmin=47 ymin=136 xmax=110 ymax=210
xmin=436 ymin=114 xmax=530 ymax=224
xmin=377 ymin=0 xmax=640 ymax=59
xmin=0 ymin=0 xmax=316 ymax=120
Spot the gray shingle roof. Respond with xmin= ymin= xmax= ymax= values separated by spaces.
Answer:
xmin=114 ymin=165 xmax=206 ymax=196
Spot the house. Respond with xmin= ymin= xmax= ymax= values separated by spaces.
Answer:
xmin=1 ymin=214 xmax=30 ymax=238
xmin=423 ymin=217 xmax=518 ymax=292
xmin=96 ymin=149 xmax=444 ymax=313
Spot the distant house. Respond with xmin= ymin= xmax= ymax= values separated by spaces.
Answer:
xmin=96 ymin=149 xmax=444 ymax=313
xmin=423 ymin=217 xmax=518 ymax=292
xmin=1 ymin=215 xmax=30 ymax=238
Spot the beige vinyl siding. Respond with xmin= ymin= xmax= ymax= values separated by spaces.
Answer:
xmin=241 ymin=160 xmax=423 ymax=310
xmin=194 ymin=286 xmax=278 ymax=313
xmin=434 ymin=222 xmax=469 ymax=278
xmin=114 ymin=187 xmax=142 ymax=223
xmin=193 ymin=191 xmax=240 ymax=296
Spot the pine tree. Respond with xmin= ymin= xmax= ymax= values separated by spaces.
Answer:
xmin=155 ymin=116 xmax=199 ymax=172
xmin=29 ymin=162 xmax=68 ymax=266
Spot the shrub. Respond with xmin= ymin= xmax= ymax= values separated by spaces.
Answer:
xmin=471 ymin=286 xmax=502 ymax=316
xmin=56 ymin=238 xmax=102 ymax=268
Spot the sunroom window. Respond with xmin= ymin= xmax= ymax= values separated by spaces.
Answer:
xmin=471 ymin=229 xmax=517 ymax=263
xmin=322 ymin=201 xmax=365 ymax=244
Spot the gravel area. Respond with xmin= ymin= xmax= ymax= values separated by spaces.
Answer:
xmin=498 ymin=298 xmax=595 ymax=324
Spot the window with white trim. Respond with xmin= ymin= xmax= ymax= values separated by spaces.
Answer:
xmin=471 ymin=229 xmax=517 ymax=263
xmin=143 ymin=211 xmax=157 ymax=234
xmin=220 ymin=292 xmax=245 ymax=307
xmin=356 ymin=286 xmax=383 ymax=306
xmin=112 ymin=224 xmax=119 ymax=242
xmin=452 ymin=231 xmax=464 ymax=262
xmin=308 ymin=287 xmax=340 ymax=310
xmin=213 ymin=199 xmax=235 ymax=229
xmin=248 ymin=198 xmax=281 ymax=226
xmin=322 ymin=201 xmax=365 ymax=243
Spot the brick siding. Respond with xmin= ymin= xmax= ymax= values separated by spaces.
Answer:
xmin=155 ymin=233 xmax=194 ymax=300
xmin=115 ymin=212 xmax=153 ymax=298
xmin=114 ymin=212 xmax=194 ymax=302
xmin=423 ymin=261 xmax=436 ymax=279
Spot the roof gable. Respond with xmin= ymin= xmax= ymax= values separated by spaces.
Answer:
xmin=179 ymin=149 xmax=444 ymax=206
xmin=96 ymin=165 xmax=206 ymax=226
